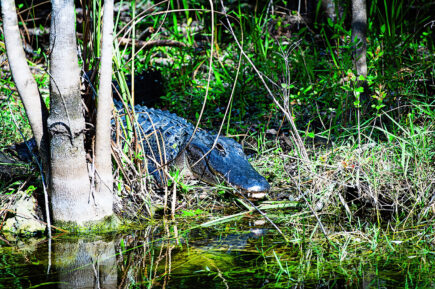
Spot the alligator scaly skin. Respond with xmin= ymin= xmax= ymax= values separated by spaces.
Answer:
xmin=116 ymin=102 xmax=270 ymax=193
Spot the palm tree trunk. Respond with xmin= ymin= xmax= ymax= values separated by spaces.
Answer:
xmin=48 ymin=0 xmax=111 ymax=224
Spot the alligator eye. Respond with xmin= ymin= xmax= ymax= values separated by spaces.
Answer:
xmin=215 ymin=143 xmax=226 ymax=156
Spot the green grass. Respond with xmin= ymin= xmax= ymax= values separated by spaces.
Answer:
xmin=0 ymin=0 xmax=433 ymax=243
xmin=1 ymin=3 xmax=433 ymax=287
xmin=0 ymin=81 xmax=32 ymax=147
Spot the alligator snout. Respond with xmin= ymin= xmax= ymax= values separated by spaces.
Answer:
xmin=222 ymin=168 xmax=270 ymax=193
xmin=187 ymin=137 xmax=270 ymax=193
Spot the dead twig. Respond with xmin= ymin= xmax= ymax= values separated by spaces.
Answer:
xmin=117 ymin=38 xmax=187 ymax=50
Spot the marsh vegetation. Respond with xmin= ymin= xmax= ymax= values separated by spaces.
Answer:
xmin=0 ymin=0 xmax=434 ymax=287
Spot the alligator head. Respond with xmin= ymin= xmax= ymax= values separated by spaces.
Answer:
xmin=183 ymin=132 xmax=270 ymax=193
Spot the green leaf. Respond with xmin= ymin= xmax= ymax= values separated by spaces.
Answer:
xmin=302 ymin=85 xmax=313 ymax=94
xmin=355 ymin=86 xmax=364 ymax=93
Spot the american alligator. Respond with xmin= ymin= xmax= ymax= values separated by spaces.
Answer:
xmin=116 ymin=102 xmax=270 ymax=193
xmin=1 ymin=103 xmax=270 ymax=193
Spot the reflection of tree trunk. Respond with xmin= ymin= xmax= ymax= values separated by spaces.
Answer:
xmin=56 ymin=239 xmax=117 ymax=289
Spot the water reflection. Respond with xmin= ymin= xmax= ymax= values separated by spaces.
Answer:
xmin=0 ymin=222 xmax=433 ymax=288
xmin=55 ymin=239 xmax=117 ymax=289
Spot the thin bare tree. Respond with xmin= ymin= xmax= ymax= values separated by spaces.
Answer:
xmin=94 ymin=0 xmax=115 ymax=213
xmin=2 ymin=0 xmax=53 ymax=232
xmin=1 ymin=0 xmax=49 ymax=165
xmin=351 ymin=0 xmax=368 ymax=78
xmin=321 ymin=0 xmax=337 ymax=23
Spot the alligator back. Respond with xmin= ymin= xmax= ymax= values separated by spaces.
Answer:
xmin=115 ymin=103 xmax=270 ymax=193
xmin=116 ymin=102 xmax=192 ymax=182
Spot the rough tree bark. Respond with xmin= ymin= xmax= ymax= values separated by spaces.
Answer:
xmin=94 ymin=0 xmax=115 ymax=211
xmin=351 ymin=0 xmax=367 ymax=78
xmin=48 ymin=0 xmax=113 ymax=224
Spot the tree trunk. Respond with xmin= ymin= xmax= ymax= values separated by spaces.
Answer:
xmin=94 ymin=0 xmax=115 ymax=212
xmin=351 ymin=0 xmax=367 ymax=78
xmin=49 ymin=0 xmax=111 ymax=224
xmin=1 ymin=0 xmax=49 ymax=167
xmin=322 ymin=0 xmax=337 ymax=23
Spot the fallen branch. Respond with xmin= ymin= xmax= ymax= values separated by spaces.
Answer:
xmin=117 ymin=38 xmax=187 ymax=50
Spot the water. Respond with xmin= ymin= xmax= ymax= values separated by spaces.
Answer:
xmin=0 ymin=221 xmax=433 ymax=288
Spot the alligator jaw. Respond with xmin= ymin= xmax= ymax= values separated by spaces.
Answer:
xmin=243 ymin=183 xmax=269 ymax=200
xmin=245 ymin=181 xmax=270 ymax=193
